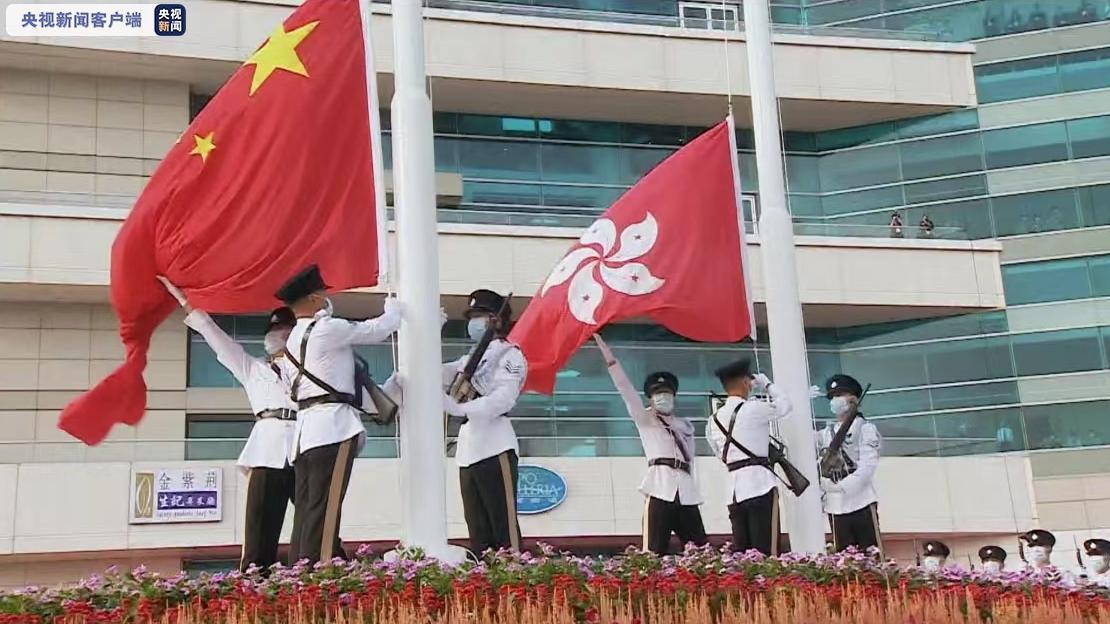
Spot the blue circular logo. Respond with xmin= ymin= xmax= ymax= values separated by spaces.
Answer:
xmin=516 ymin=464 xmax=567 ymax=515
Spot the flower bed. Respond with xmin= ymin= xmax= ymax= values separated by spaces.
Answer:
xmin=3 ymin=545 xmax=1108 ymax=624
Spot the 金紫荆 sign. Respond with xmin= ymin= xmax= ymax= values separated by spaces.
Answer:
xmin=130 ymin=467 xmax=222 ymax=524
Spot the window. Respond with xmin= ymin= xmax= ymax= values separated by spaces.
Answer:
xmin=1079 ymin=183 xmax=1110 ymax=228
xmin=1011 ymin=328 xmax=1104 ymax=377
xmin=991 ymin=188 xmax=1080 ymax=237
xmin=818 ymin=145 xmax=902 ymax=193
xmin=1060 ymin=47 xmax=1110 ymax=93
xmin=976 ymin=55 xmax=1059 ymax=104
xmin=983 ymin=121 xmax=1069 ymax=169
xmin=1067 ymin=115 xmax=1110 ymax=160
xmin=679 ymin=1 xmax=739 ymax=31
xmin=1003 ymin=257 xmax=1092 ymax=305
xmin=899 ymin=132 xmax=984 ymax=180
xmin=903 ymin=174 xmax=988 ymax=205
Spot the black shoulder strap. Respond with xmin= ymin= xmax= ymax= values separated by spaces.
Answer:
xmin=283 ymin=320 xmax=343 ymax=401
xmin=655 ymin=415 xmax=692 ymax=464
xmin=713 ymin=402 xmax=763 ymax=462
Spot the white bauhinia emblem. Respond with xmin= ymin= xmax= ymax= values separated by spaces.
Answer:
xmin=541 ymin=213 xmax=666 ymax=325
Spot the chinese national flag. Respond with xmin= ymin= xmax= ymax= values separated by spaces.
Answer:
xmin=59 ymin=0 xmax=384 ymax=444
xmin=510 ymin=120 xmax=754 ymax=394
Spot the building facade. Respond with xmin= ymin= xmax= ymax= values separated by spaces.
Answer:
xmin=1 ymin=0 xmax=1108 ymax=584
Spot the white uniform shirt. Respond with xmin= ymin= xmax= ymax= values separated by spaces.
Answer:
xmin=605 ymin=361 xmax=702 ymax=506
xmin=443 ymin=339 xmax=526 ymax=468
xmin=185 ymin=310 xmax=296 ymax=472
xmin=816 ymin=417 xmax=881 ymax=515
xmin=706 ymin=387 xmax=792 ymax=505
xmin=283 ymin=307 xmax=400 ymax=460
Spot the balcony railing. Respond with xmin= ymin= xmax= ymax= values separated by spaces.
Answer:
xmin=0 ymin=193 xmax=972 ymax=240
xmin=370 ymin=0 xmax=946 ymax=42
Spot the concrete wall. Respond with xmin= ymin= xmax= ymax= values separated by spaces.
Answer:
xmin=0 ymin=303 xmax=186 ymax=464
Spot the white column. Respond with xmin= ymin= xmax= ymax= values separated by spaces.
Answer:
xmin=742 ymin=0 xmax=826 ymax=554
xmin=389 ymin=0 xmax=462 ymax=562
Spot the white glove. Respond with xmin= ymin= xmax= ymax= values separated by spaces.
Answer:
xmin=819 ymin=477 xmax=843 ymax=494
xmin=443 ymin=394 xmax=467 ymax=417
xmin=382 ymin=297 xmax=403 ymax=317
xmin=808 ymin=385 xmax=824 ymax=399
xmin=440 ymin=307 xmax=448 ymax=328
xmin=752 ymin=373 xmax=771 ymax=392
xmin=156 ymin=276 xmax=188 ymax=307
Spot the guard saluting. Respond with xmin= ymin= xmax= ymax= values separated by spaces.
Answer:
xmin=706 ymin=359 xmax=791 ymax=555
xmin=158 ymin=278 xmax=298 ymax=572
xmin=276 ymin=265 xmax=402 ymax=563
xmin=595 ymin=336 xmax=707 ymax=555
xmin=817 ymin=374 xmax=883 ymax=554
xmin=441 ymin=289 xmax=527 ymax=555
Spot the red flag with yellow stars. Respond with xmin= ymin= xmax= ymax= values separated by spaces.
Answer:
xmin=59 ymin=0 xmax=384 ymax=444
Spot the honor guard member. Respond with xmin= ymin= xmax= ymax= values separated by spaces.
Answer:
xmin=979 ymin=545 xmax=1007 ymax=575
xmin=1082 ymin=539 xmax=1110 ymax=587
xmin=706 ymin=359 xmax=791 ymax=555
xmin=1020 ymin=529 xmax=1057 ymax=571
xmin=440 ymin=289 xmax=527 ymax=555
xmin=817 ymin=374 xmax=883 ymax=554
xmin=921 ymin=540 xmax=951 ymax=572
xmin=158 ymin=278 xmax=299 ymax=572
xmin=594 ymin=336 xmax=707 ymax=555
xmin=276 ymin=265 xmax=402 ymax=564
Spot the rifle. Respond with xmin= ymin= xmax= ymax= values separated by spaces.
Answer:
xmin=445 ymin=293 xmax=512 ymax=448
xmin=818 ymin=384 xmax=872 ymax=481
xmin=768 ymin=435 xmax=810 ymax=497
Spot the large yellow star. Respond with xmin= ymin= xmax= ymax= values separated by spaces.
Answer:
xmin=190 ymin=131 xmax=216 ymax=163
xmin=243 ymin=21 xmax=319 ymax=96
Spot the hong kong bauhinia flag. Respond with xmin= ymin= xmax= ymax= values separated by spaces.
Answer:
xmin=59 ymin=0 xmax=388 ymax=444
xmin=510 ymin=118 xmax=755 ymax=394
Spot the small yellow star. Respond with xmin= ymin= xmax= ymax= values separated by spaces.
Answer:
xmin=190 ymin=131 xmax=216 ymax=163
xmin=243 ymin=20 xmax=319 ymax=96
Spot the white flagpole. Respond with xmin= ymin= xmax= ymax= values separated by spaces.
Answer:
xmin=741 ymin=0 xmax=825 ymax=554
xmin=726 ymin=113 xmax=757 ymax=343
xmin=386 ymin=0 xmax=463 ymax=562
xmin=358 ymin=0 xmax=390 ymax=284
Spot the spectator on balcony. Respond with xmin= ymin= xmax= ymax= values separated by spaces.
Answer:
xmin=918 ymin=215 xmax=935 ymax=238
xmin=983 ymin=7 xmax=1003 ymax=36
xmin=996 ymin=422 xmax=1016 ymax=452
xmin=1029 ymin=3 xmax=1049 ymax=30
xmin=1079 ymin=1 xmax=1098 ymax=22
xmin=889 ymin=212 xmax=904 ymax=238
xmin=1007 ymin=8 xmax=1026 ymax=33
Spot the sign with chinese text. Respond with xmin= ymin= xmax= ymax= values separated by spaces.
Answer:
xmin=130 ymin=467 xmax=222 ymax=524
xmin=5 ymin=4 xmax=186 ymax=37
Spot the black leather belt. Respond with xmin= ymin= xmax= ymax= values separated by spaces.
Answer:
xmin=727 ymin=457 xmax=770 ymax=472
xmin=649 ymin=458 xmax=691 ymax=473
xmin=255 ymin=408 xmax=297 ymax=421
xmin=298 ymin=393 xmax=357 ymax=410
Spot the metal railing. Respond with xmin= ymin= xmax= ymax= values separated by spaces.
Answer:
xmin=0 ymin=433 xmax=1070 ymax=464
xmin=371 ymin=0 xmax=946 ymax=42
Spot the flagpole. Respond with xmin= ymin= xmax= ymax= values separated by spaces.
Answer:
xmin=388 ymin=0 xmax=463 ymax=562
xmin=741 ymin=0 xmax=826 ymax=554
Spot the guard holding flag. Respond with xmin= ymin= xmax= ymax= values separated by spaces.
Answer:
xmin=276 ymin=265 xmax=402 ymax=563
xmin=595 ymin=336 xmax=707 ymax=555
xmin=706 ymin=359 xmax=791 ymax=555
xmin=158 ymin=277 xmax=298 ymax=572
xmin=441 ymin=289 xmax=527 ymax=555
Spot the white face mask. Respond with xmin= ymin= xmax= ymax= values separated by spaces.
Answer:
xmin=922 ymin=556 xmax=944 ymax=572
xmin=1090 ymin=555 xmax=1110 ymax=574
xmin=1029 ymin=546 xmax=1050 ymax=565
xmin=651 ymin=393 xmax=675 ymax=414
xmin=983 ymin=560 xmax=1002 ymax=574
xmin=263 ymin=330 xmax=289 ymax=355
xmin=467 ymin=317 xmax=489 ymax=341
xmin=830 ymin=396 xmax=852 ymax=416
